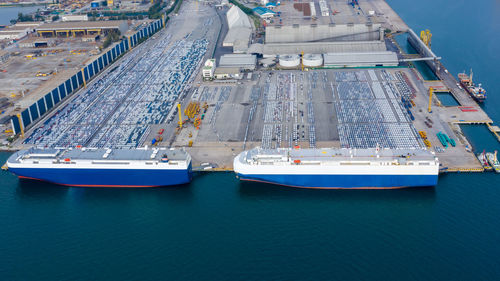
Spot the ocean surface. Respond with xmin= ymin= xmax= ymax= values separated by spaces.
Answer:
xmin=1 ymin=0 xmax=500 ymax=280
xmin=0 ymin=5 xmax=45 ymax=26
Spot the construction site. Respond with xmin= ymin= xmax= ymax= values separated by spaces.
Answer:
xmin=2 ymin=0 xmax=499 ymax=173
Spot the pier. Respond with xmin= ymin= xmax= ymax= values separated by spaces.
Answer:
xmin=2 ymin=0 xmax=498 ymax=177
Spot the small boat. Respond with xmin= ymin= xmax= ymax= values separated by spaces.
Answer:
xmin=465 ymin=145 xmax=472 ymax=153
xmin=486 ymin=151 xmax=500 ymax=173
xmin=477 ymin=150 xmax=493 ymax=171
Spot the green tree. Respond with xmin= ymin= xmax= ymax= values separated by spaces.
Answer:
xmin=17 ymin=13 xmax=34 ymax=22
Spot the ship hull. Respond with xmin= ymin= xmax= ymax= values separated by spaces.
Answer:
xmin=236 ymin=173 xmax=437 ymax=189
xmin=9 ymin=166 xmax=192 ymax=187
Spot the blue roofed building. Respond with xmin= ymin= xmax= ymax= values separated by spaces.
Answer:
xmin=253 ymin=7 xmax=276 ymax=19
xmin=265 ymin=2 xmax=277 ymax=8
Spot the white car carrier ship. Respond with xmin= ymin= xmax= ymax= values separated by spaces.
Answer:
xmin=7 ymin=147 xmax=192 ymax=187
xmin=233 ymin=147 xmax=439 ymax=189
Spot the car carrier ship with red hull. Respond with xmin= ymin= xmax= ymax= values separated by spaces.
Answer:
xmin=6 ymin=147 xmax=192 ymax=187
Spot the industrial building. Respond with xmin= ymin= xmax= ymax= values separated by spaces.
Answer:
xmin=202 ymin=59 xmax=216 ymax=80
xmin=214 ymin=67 xmax=242 ymax=80
xmin=219 ymin=54 xmax=257 ymax=70
xmin=62 ymin=15 xmax=89 ymax=22
xmin=265 ymin=23 xmax=383 ymax=43
xmin=247 ymin=41 xmax=387 ymax=56
xmin=223 ymin=6 xmax=252 ymax=53
xmin=323 ymin=51 xmax=399 ymax=67
xmin=227 ymin=5 xmax=251 ymax=28
xmin=18 ymin=37 xmax=57 ymax=48
xmin=0 ymin=22 xmax=41 ymax=40
xmin=36 ymin=21 xmax=129 ymax=37
xmin=253 ymin=7 xmax=276 ymax=19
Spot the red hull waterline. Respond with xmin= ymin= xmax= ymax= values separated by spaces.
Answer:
xmin=18 ymin=176 xmax=159 ymax=188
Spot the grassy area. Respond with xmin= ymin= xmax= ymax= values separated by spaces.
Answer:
xmin=229 ymin=0 xmax=253 ymax=15
xmin=148 ymin=1 xmax=166 ymax=19
xmin=173 ymin=0 xmax=183 ymax=14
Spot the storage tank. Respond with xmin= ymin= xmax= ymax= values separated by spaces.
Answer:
xmin=302 ymin=54 xmax=323 ymax=67
xmin=279 ymin=54 xmax=300 ymax=68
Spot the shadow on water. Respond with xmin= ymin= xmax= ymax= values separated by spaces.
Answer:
xmin=15 ymin=178 xmax=194 ymax=203
xmin=237 ymin=180 xmax=436 ymax=205
xmin=16 ymin=178 xmax=69 ymax=200
xmin=393 ymin=33 xmax=438 ymax=80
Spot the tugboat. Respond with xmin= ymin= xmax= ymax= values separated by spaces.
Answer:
xmin=458 ymin=69 xmax=486 ymax=102
xmin=486 ymin=151 xmax=500 ymax=173
xmin=477 ymin=150 xmax=492 ymax=171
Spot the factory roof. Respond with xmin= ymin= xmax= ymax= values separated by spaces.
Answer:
xmin=223 ymin=26 xmax=252 ymax=46
xmin=0 ymin=25 xmax=34 ymax=32
xmin=253 ymin=7 xmax=276 ymax=17
xmin=219 ymin=53 xmax=257 ymax=67
xmin=214 ymin=67 xmax=241 ymax=75
xmin=265 ymin=23 xmax=382 ymax=43
xmin=247 ymin=41 xmax=387 ymax=55
xmin=13 ymin=22 xmax=44 ymax=27
xmin=323 ymin=51 xmax=399 ymax=66
xmin=37 ymin=21 xmax=127 ymax=31
xmin=233 ymin=39 xmax=251 ymax=53
xmin=227 ymin=5 xmax=251 ymax=29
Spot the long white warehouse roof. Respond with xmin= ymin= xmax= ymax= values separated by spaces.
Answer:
xmin=323 ymin=51 xmax=399 ymax=67
xmin=219 ymin=54 xmax=257 ymax=67
xmin=247 ymin=41 xmax=387 ymax=56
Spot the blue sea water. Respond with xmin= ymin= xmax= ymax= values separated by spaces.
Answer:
xmin=1 ymin=0 xmax=500 ymax=280
xmin=436 ymin=92 xmax=460 ymax=106
xmin=0 ymin=6 xmax=45 ymax=26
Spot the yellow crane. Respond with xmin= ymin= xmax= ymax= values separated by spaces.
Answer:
xmin=420 ymin=29 xmax=432 ymax=48
xmin=17 ymin=114 xmax=24 ymax=138
xmin=428 ymin=87 xmax=434 ymax=113
xmin=177 ymin=103 xmax=183 ymax=129
xmin=184 ymin=101 xmax=200 ymax=119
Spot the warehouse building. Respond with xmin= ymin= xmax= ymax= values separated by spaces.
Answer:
xmin=214 ymin=67 xmax=242 ymax=80
xmin=227 ymin=5 xmax=251 ymax=29
xmin=18 ymin=37 xmax=57 ymax=48
xmin=202 ymin=59 xmax=216 ymax=80
xmin=247 ymin=41 xmax=387 ymax=56
xmin=36 ymin=21 xmax=128 ymax=37
xmin=62 ymin=15 xmax=89 ymax=22
xmin=253 ymin=7 xmax=276 ymax=19
xmin=219 ymin=54 xmax=257 ymax=70
xmin=265 ymin=23 xmax=383 ymax=43
xmin=223 ymin=6 xmax=252 ymax=53
xmin=0 ymin=22 xmax=41 ymax=40
xmin=323 ymin=51 xmax=399 ymax=67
